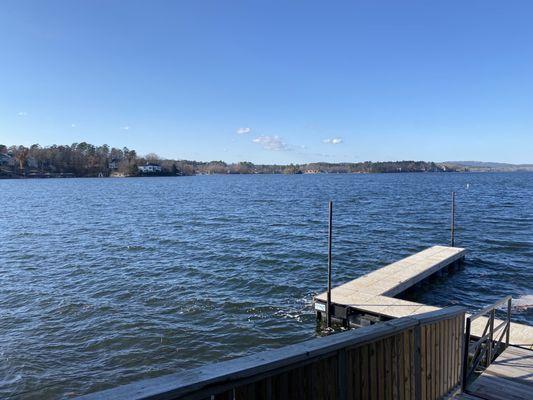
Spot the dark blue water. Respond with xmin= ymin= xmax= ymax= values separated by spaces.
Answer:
xmin=1 ymin=173 xmax=532 ymax=399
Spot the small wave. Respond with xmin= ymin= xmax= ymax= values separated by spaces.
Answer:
xmin=0 ymin=373 xmax=23 ymax=387
xmin=126 ymin=245 xmax=149 ymax=251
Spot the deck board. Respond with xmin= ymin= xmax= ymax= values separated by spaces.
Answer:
xmin=466 ymin=346 xmax=533 ymax=400
xmin=314 ymin=245 xmax=533 ymax=349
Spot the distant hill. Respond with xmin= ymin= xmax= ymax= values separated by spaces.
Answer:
xmin=443 ymin=161 xmax=533 ymax=172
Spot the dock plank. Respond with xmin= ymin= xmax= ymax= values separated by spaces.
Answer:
xmin=314 ymin=246 xmax=533 ymax=349
xmin=466 ymin=347 xmax=533 ymax=400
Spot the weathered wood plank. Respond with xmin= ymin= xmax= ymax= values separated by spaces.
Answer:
xmin=434 ymin=321 xmax=440 ymax=399
xmin=440 ymin=320 xmax=446 ymax=397
xmin=370 ymin=342 xmax=378 ymax=399
xmin=420 ymin=325 xmax=427 ymax=400
xmin=402 ymin=331 xmax=408 ymax=400
xmin=361 ymin=344 xmax=369 ymax=399
xmin=408 ymin=329 xmax=415 ymax=400
xmin=466 ymin=346 xmax=533 ymax=400
xmin=235 ymin=382 xmax=255 ymax=400
xmin=442 ymin=321 xmax=446 ymax=394
xmin=385 ymin=338 xmax=393 ymax=400
xmin=431 ymin=323 xmax=437 ymax=400
xmin=399 ymin=335 xmax=405 ymax=400
xmin=391 ymin=334 xmax=396 ymax=400
xmin=213 ymin=389 xmax=233 ymax=400
xmin=350 ymin=346 xmax=361 ymax=400
xmin=448 ymin=317 xmax=455 ymax=392
xmin=377 ymin=340 xmax=385 ymax=399
xmin=468 ymin=374 xmax=532 ymax=400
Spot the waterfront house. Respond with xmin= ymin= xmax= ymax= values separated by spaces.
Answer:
xmin=108 ymin=159 xmax=120 ymax=170
xmin=0 ymin=153 xmax=15 ymax=167
xmin=138 ymin=163 xmax=162 ymax=173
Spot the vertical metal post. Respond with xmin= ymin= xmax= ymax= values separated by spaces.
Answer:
xmin=459 ymin=313 xmax=466 ymax=392
xmin=326 ymin=201 xmax=333 ymax=329
xmin=451 ymin=191 xmax=456 ymax=247
xmin=461 ymin=317 xmax=471 ymax=391
xmin=487 ymin=310 xmax=495 ymax=366
xmin=506 ymin=298 xmax=511 ymax=348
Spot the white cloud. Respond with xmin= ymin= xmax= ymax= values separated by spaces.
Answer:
xmin=236 ymin=127 xmax=251 ymax=135
xmin=323 ymin=137 xmax=343 ymax=145
xmin=17 ymin=111 xmax=28 ymax=116
xmin=252 ymin=135 xmax=287 ymax=151
xmin=71 ymin=123 xmax=76 ymax=128
xmin=121 ymin=126 xmax=131 ymax=130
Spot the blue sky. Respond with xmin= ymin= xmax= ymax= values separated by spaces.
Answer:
xmin=1 ymin=1 xmax=532 ymax=164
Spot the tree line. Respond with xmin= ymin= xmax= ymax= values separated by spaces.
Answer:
xmin=0 ymin=143 xmax=456 ymax=178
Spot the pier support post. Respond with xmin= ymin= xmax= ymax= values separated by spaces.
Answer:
xmin=451 ymin=191 xmax=456 ymax=247
xmin=487 ymin=309 xmax=495 ymax=366
xmin=506 ymin=297 xmax=511 ymax=347
xmin=327 ymin=201 xmax=333 ymax=329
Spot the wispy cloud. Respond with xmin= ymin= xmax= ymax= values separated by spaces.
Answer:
xmin=323 ymin=137 xmax=343 ymax=145
xmin=252 ymin=135 xmax=287 ymax=151
xmin=121 ymin=126 xmax=131 ymax=131
xmin=71 ymin=123 xmax=76 ymax=128
xmin=236 ymin=127 xmax=251 ymax=135
xmin=17 ymin=111 xmax=28 ymax=116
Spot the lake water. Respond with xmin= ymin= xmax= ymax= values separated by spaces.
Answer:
xmin=1 ymin=173 xmax=532 ymax=399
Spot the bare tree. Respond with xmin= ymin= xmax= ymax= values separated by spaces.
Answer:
xmin=145 ymin=153 xmax=160 ymax=163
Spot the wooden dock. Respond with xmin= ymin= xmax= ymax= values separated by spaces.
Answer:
xmin=459 ymin=346 xmax=533 ymax=400
xmin=314 ymin=246 xmax=533 ymax=348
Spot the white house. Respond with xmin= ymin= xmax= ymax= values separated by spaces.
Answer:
xmin=138 ymin=163 xmax=162 ymax=173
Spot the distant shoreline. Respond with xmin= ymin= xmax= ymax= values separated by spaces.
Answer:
xmin=2 ymin=170 xmax=533 ymax=181
xmin=2 ymin=143 xmax=532 ymax=179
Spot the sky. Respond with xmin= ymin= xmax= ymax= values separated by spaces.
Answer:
xmin=1 ymin=1 xmax=532 ymax=164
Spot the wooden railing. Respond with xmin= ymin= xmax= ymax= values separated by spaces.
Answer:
xmin=77 ymin=307 xmax=465 ymax=400
xmin=461 ymin=296 xmax=512 ymax=391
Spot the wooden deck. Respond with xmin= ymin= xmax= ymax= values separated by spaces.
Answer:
xmin=315 ymin=246 xmax=533 ymax=349
xmin=463 ymin=346 xmax=533 ymax=400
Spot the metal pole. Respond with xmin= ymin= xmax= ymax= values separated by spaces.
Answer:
xmin=461 ymin=317 xmax=471 ymax=391
xmin=451 ymin=191 xmax=456 ymax=247
xmin=327 ymin=201 xmax=333 ymax=329
xmin=487 ymin=309 xmax=495 ymax=367
xmin=506 ymin=297 xmax=511 ymax=348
